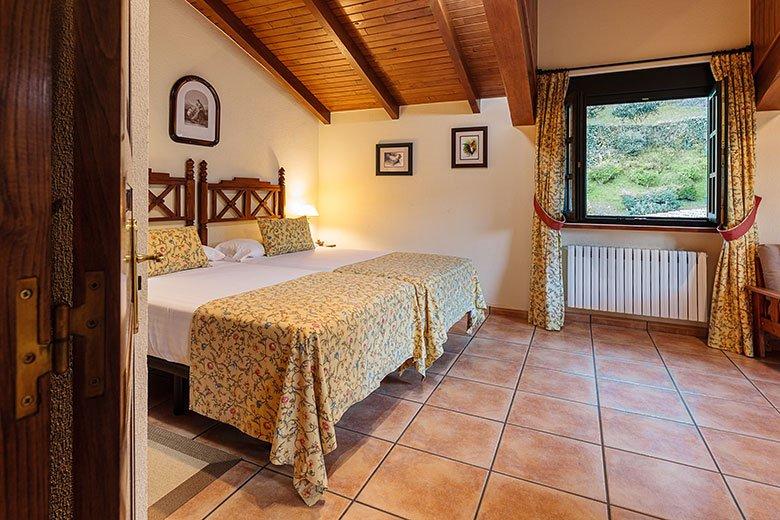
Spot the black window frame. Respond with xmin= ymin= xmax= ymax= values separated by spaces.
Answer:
xmin=564 ymin=64 xmax=726 ymax=228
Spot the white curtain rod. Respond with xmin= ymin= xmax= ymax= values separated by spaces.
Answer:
xmin=567 ymin=55 xmax=711 ymax=77
xmin=539 ymin=45 xmax=752 ymax=77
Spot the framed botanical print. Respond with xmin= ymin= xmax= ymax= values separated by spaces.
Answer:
xmin=169 ymin=75 xmax=220 ymax=146
xmin=376 ymin=142 xmax=413 ymax=176
xmin=451 ymin=126 xmax=488 ymax=168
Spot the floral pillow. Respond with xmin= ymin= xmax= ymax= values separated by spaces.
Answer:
xmin=147 ymin=227 xmax=209 ymax=277
xmin=257 ymin=217 xmax=315 ymax=257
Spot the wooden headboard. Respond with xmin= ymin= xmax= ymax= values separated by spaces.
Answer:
xmin=196 ymin=160 xmax=286 ymax=244
xmin=148 ymin=159 xmax=195 ymax=225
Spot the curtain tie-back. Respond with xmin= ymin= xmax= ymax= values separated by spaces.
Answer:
xmin=718 ymin=195 xmax=762 ymax=241
xmin=533 ymin=196 xmax=565 ymax=231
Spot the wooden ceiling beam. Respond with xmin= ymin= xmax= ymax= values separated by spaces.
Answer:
xmin=483 ymin=0 xmax=537 ymax=126
xmin=196 ymin=0 xmax=331 ymax=123
xmin=755 ymin=39 xmax=780 ymax=110
xmin=302 ymin=0 xmax=400 ymax=119
xmin=429 ymin=0 xmax=480 ymax=113
xmin=752 ymin=0 xmax=780 ymax=110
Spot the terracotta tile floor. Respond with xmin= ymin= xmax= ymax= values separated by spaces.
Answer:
xmin=148 ymin=315 xmax=780 ymax=519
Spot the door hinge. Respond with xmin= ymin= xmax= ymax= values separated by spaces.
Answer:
xmin=16 ymin=278 xmax=51 ymax=419
xmin=16 ymin=271 xmax=106 ymax=419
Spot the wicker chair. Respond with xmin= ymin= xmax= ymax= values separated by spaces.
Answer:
xmin=748 ymin=245 xmax=780 ymax=357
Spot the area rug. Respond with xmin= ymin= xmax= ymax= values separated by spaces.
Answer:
xmin=147 ymin=424 xmax=241 ymax=520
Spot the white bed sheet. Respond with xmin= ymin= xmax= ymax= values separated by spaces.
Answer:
xmin=148 ymin=261 xmax=317 ymax=365
xmin=241 ymin=247 xmax=387 ymax=271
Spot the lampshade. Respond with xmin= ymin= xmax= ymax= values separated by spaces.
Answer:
xmin=288 ymin=202 xmax=319 ymax=218
xmin=301 ymin=204 xmax=319 ymax=217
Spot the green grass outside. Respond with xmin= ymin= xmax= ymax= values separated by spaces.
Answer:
xmin=585 ymin=99 xmax=709 ymax=217
xmin=586 ymin=147 xmax=708 ymax=216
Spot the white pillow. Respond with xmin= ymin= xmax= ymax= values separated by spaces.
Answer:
xmin=215 ymin=239 xmax=265 ymax=262
xmin=202 ymin=245 xmax=226 ymax=262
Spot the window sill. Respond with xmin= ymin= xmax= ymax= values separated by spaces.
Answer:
xmin=563 ymin=222 xmax=719 ymax=234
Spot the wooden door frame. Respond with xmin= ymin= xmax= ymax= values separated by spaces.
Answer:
xmin=73 ymin=0 xmax=127 ymax=518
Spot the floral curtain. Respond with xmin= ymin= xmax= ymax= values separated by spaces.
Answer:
xmin=529 ymin=71 xmax=569 ymax=331
xmin=708 ymin=51 xmax=758 ymax=356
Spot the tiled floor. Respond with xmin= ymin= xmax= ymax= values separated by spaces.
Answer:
xmin=148 ymin=314 xmax=780 ymax=519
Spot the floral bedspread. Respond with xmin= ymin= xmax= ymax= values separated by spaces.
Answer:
xmin=336 ymin=252 xmax=487 ymax=370
xmin=188 ymin=272 xmax=423 ymax=505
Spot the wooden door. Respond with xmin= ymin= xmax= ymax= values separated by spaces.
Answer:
xmin=0 ymin=1 xmax=54 ymax=518
xmin=1 ymin=0 xmax=130 ymax=518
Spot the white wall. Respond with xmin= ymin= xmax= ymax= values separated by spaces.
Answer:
xmin=318 ymin=0 xmax=780 ymax=312
xmin=756 ymin=112 xmax=780 ymax=244
xmin=150 ymin=0 xmax=320 ymax=245
xmin=538 ymin=0 xmax=750 ymax=69
xmin=131 ymin=0 xmax=149 ymax=517
xmin=318 ymin=99 xmax=535 ymax=309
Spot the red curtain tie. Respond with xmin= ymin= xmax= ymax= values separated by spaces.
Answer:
xmin=718 ymin=195 xmax=762 ymax=242
xmin=534 ymin=196 xmax=565 ymax=231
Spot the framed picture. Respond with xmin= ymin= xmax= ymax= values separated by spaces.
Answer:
xmin=169 ymin=75 xmax=220 ymax=146
xmin=376 ymin=142 xmax=413 ymax=176
xmin=451 ymin=126 xmax=488 ymax=168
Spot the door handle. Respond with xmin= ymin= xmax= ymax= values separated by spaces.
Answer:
xmin=124 ymin=218 xmax=164 ymax=333
xmin=124 ymin=217 xmax=163 ymax=333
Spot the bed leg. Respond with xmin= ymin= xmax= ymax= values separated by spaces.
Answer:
xmin=172 ymin=375 xmax=189 ymax=416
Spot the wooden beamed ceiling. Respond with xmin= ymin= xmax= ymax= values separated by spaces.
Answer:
xmin=193 ymin=0 xmax=332 ymax=123
xmin=187 ymin=0 xmax=537 ymax=123
xmin=483 ymin=0 xmax=537 ymax=126
xmin=302 ymin=0 xmax=400 ymax=118
xmin=180 ymin=1 xmax=780 ymax=123
xmin=429 ymin=0 xmax=480 ymax=113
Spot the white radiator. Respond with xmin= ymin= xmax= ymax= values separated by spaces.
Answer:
xmin=566 ymin=246 xmax=708 ymax=322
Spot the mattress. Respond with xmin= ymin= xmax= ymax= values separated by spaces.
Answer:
xmin=241 ymin=247 xmax=388 ymax=271
xmin=147 ymin=261 xmax=317 ymax=364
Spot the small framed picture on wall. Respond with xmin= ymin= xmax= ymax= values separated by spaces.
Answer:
xmin=376 ymin=142 xmax=413 ymax=176
xmin=169 ymin=75 xmax=221 ymax=146
xmin=451 ymin=126 xmax=488 ymax=168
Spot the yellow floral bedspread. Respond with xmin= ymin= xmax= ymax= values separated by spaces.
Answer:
xmin=336 ymin=252 xmax=487 ymax=370
xmin=188 ymin=272 xmax=423 ymax=505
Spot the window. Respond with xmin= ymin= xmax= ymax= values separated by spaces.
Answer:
xmin=564 ymin=64 xmax=725 ymax=227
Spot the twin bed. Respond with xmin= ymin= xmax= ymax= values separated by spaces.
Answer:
xmin=147 ymin=160 xmax=487 ymax=505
